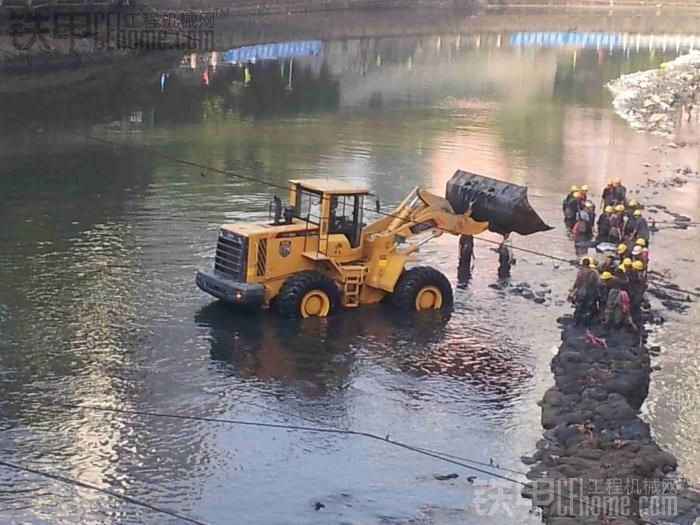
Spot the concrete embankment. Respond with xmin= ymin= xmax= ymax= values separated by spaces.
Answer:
xmin=522 ymin=318 xmax=700 ymax=524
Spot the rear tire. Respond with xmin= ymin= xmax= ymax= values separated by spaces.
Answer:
xmin=275 ymin=271 xmax=341 ymax=319
xmin=390 ymin=266 xmax=453 ymax=311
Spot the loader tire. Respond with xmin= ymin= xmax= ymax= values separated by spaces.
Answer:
xmin=391 ymin=266 xmax=453 ymax=311
xmin=275 ymin=271 xmax=341 ymax=319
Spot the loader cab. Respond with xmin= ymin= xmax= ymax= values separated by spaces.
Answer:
xmin=289 ymin=179 xmax=369 ymax=250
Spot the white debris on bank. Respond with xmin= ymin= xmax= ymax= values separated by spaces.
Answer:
xmin=608 ymin=51 xmax=700 ymax=136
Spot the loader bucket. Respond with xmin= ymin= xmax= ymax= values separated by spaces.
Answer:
xmin=445 ymin=170 xmax=553 ymax=236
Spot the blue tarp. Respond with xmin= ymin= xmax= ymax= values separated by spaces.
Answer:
xmin=224 ymin=40 xmax=322 ymax=63
xmin=509 ymin=32 xmax=623 ymax=49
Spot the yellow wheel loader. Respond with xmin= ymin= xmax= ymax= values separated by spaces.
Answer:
xmin=196 ymin=170 xmax=551 ymax=318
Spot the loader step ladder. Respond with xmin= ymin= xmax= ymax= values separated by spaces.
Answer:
xmin=302 ymin=251 xmax=330 ymax=261
xmin=340 ymin=264 xmax=368 ymax=308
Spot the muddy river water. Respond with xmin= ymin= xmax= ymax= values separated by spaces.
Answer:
xmin=1 ymin=13 xmax=699 ymax=524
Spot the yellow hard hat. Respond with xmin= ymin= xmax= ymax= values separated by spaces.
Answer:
xmin=628 ymin=199 xmax=638 ymax=207
xmin=570 ymin=185 xmax=579 ymax=192
xmin=581 ymin=184 xmax=589 ymax=191
xmin=617 ymin=243 xmax=627 ymax=254
xmin=618 ymin=264 xmax=627 ymax=273
xmin=632 ymin=260 xmax=645 ymax=271
xmin=605 ymin=205 xmax=614 ymax=213
xmin=589 ymin=263 xmax=597 ymax=269
xmin=614 ymin=204 xmax=625 ymax=212
xmin=606 ymin=179 xmax=614 ymax=186
xmin=601 ymin=271 xmax=613 ymax=280
xmin=635 ymin=238 xmax=646 ymax=247
xmin=573 ymin=191 xmax=582 ymax=199
xmin=633 ymin=209 xmax=642 ymax=216
xmin=585 ymin=201 xmax=593 ymax=208
xmin=613 ymin=178 xmax=622 ymax=185
xmin=623 ymin=258 xmax=633 ymax=267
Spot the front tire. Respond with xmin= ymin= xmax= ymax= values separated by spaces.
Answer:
xmin=390 ymin=266 xmax=453 ymax=311
xmin=275 ymin=271 xmax=341 ymax=319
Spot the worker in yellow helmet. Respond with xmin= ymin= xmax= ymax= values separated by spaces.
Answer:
xmin=584 ymin=200 xmax=596 ymax=232
xmin=606 ymin=263 xmax=636 ymax=331
xmin=634 ymin=237 xmax=649 ymax=263
xmin=599 ymin=253 xmax=617 ymax=273
xmin=607 ymin=204 xmax=625 ymax=244
xmin=625 ymin=206 xmax=644 ymax=239
xmin=602 ymin=179 xmax=615 ymax=208
xmin=570 ymin=256 xmax=600 ymax=326
xmin=597 ymin=270 xmax=613 ymax=320
xmin=574 ymin=198 xmax=593 ymax=241
xmin=630 ymin=210 xmax=650 ymax=247
xmin=628 ymin=259 xmax=647 ymax=314
xmin=563 ymin=187 xmax=581 ymax=231
xmin=580 ymin=184 xmax=589 ymax=201
xmin=597 ymin=205 xmax=613 ymax=242
xmin=616 ymin=243 xmax=630 ymax=265
xmin=611 ymin=177 xmax=627 ymax=205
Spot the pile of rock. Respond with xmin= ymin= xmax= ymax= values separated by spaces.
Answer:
xmin=521 ymin=319 xmax=700 ymax=524
xmin=608 ymin=51 xmax=700 ymax=136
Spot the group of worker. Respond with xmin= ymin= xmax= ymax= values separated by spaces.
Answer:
xmin=564 ymin=178 xmax=653 ymax=330
xmin=562 ymin=179 xmax=651 ymax=249
xmin=569 ymin=245 xmax=649 ymax=330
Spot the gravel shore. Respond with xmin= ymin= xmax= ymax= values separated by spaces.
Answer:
xmin=608 ymin=51 xmax=700 ymax=136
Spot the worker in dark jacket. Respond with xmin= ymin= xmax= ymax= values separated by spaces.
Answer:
xmin=497 ymin=234 xmax=515 ymax=279
xmin=597 ymin=270 xmax=613 ymax=319
xmin=598 ymin=253 xmax=617 ymax=273
xmin=597 ymin=205 xmax=613 ymax=242
xmin=612 ymin=178 xmax=627 ymax=204
xmin=569 ymin=258 xmax=599 ymax=326
xmin=563 ymin=187 xmax=581 ymax=231
xmin=458 ymin=235 xmax=474 ymax=281
xmin=631 ymin=210 xmax=650 ymax=246
xmin=574 ymin=205 xmax=593 ymax=242
xmin=584 ymin=200 xmax=596 ymax=231
xmin=608 ymin=204 xmax=625 ymax=244
xmin=625 ymin=199 xmax=640 ymax=219
xmin=601 ymin=179 xmax=615 ymax=208
xmin=624 ymin=209 xmax=639 ymax=237
xmin=628 ymin=260 xmax=647 ymax=316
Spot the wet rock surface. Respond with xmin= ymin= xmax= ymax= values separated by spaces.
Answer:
xmin=608 ymin=51 xmax=700 ymax=136
xmin=489 ymin=280 xmax=554 ymax=306
xmin=522 ymin=317 xmax=700 ymax=524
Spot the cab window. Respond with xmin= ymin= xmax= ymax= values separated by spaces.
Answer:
xmin=329 ymin=194 xmax=363 ymax=248
xmin=295 ymin=188 xmax=322 ymax=224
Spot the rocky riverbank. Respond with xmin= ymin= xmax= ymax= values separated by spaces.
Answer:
xmin=522 ymin=318 xmax=700 ymax=524
xmin=608 ymin=51 xmax=700 ymax=136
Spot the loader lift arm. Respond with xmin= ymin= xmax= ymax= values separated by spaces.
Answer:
xmin=363 ymin=186 xmax=490 ymax=257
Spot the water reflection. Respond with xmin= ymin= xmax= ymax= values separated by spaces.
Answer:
xmin=196 ymin=302 xmax=530 ymax=409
